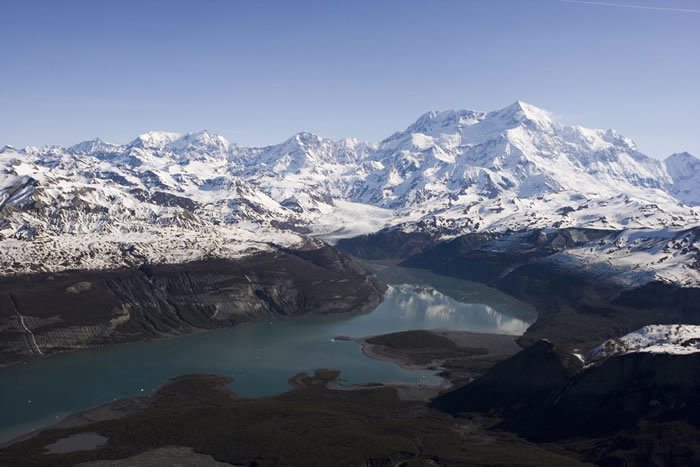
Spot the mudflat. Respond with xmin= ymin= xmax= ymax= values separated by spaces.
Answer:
xmin=357 ymin=330 xmax=523 ymax=388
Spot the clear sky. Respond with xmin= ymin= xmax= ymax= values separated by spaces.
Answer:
xmin=1 ymin=0 xmax=698 ymax=159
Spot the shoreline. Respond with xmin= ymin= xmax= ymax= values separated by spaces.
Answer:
xmin=0 ymin=389 xmax=151 ymax=449
xmin=0 ymin=372 xmax=228 ymax=449
xmin=1 ymin=329 xmax=524 ymax=449
xmin=0 ymin=293 xmax=384 ymax=370
xmin=340 ymin=329 xmax=524 ymax=400
xmin=360 ymin=329 xmax=522 ymax=368
xmin=0 ymin=247 xmax=388 ymax=368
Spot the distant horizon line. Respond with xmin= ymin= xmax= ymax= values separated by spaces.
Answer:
xmin=1 ymin=100 xmax=695 ymax=160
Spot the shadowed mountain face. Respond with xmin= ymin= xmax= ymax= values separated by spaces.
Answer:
xmin=431 ymin=340 xmax=583 ymax=414
xmin=553 ymin=352 xmax=700 ymax=434
xmin=432 ymin=340 xmax=700 ymax=440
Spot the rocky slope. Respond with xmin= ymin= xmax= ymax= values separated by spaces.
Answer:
xmin=0 ymin=245 xmax=386 ymax=365
xmin=431 ymin=339 xmax=583 ymax=414
xmin=433 ymin=339 xmax=700 ymax=448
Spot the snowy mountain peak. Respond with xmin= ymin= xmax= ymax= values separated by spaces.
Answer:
xmin=665 ymin=152 xmax=700 ymax=205
xmin=491 ymin=100 xmax=553 ymax=124
xmin=666 ymin=151 xmax=698 ymax=165
xmin=293 ymin=131 xmax=323 ymax=146
xmin=665 ymin=152 xmax=699 ymax=179
xmin=391 ymin=109 xmax=484 ymax=141
xmin=129 ymin=131 xmax=182 ymax=149
xmin=68 ymin=138 xmax=121 ymax=155
xmin=384 ymin=101 xmax=555 ymax=149
xmin=166 ymin=130 xmax=232 ymax=153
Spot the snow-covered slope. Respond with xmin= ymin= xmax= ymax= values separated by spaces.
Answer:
xmin=665 ymin=152 xmax=700 ymax=206
xmin=548 ymin=226 xmax=699 ymax=287
xmin=1 ymin=102 xmax=698 ymax=282
xmin=347 ymin=102 xmax=696 ymax=232
xmin=591 ymin=325 xmax=700 ymax=360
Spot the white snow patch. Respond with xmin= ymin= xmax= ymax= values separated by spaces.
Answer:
xmin=591 ymin=325 xmax=700 ymax=360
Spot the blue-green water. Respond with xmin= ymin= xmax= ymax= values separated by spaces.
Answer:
xmin=0 ymin=266 xmax=536 ymax=444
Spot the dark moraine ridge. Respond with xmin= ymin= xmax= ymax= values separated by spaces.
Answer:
xmin=0 ymin=244 xmax=386 ymax=366
xmin=430 ymin=339 xmax=700 ymax=465
xmin=338 ymin=228 xmax=700 ymax=354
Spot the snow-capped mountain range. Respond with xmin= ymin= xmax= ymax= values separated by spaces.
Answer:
xmin=1 ymin=101 xmax=698 ymax=285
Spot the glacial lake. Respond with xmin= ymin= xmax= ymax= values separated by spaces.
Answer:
xmin=0 ymin=265 xmax=536 ymax=445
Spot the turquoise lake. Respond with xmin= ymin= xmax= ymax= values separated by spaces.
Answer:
xmin=0 ymin=265 xmax=536 ymax=444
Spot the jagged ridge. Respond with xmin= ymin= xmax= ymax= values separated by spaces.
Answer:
xmin=1 ymin=102 xmax=698 ymax=284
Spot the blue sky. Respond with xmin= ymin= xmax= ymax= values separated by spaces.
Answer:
xmin=1 ymin=0 xmax=698 ymax=159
